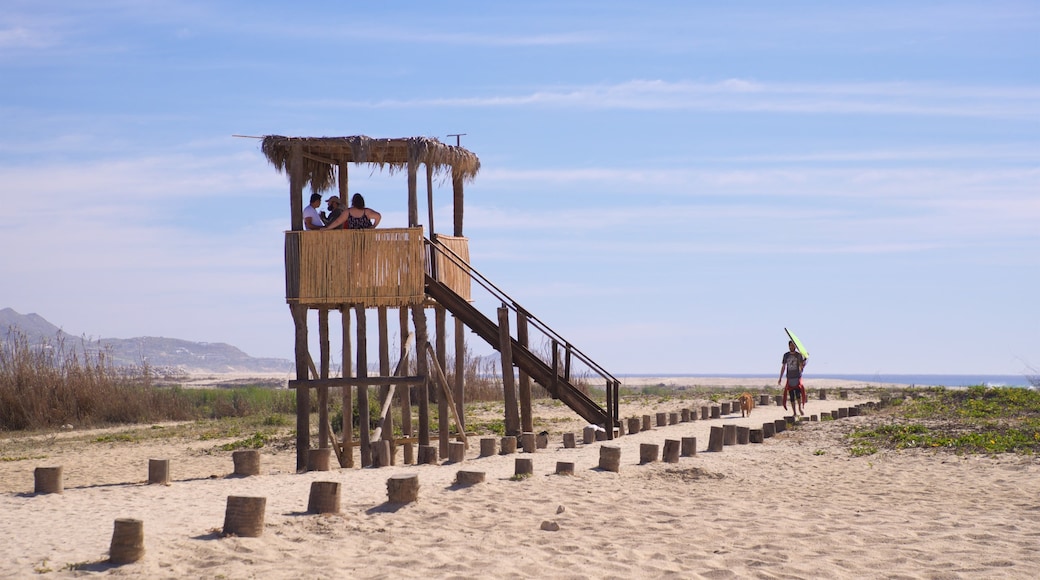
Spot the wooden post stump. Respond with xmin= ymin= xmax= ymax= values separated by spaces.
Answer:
xmin=514 ymin=457 xmax=534 ymax=476
xmin=708 ymin=426 xmax=724 ymax=452
xmin=736 ymin=426 xmax=750 ymax=445
xmin=147 ymin=459 xmax=169 ymax=485
xmin=418 ymin=445 xmax=439 ymax=465
xmin=819 ymin=388 xmax=827 ymax=400
xmin=723 ymin=424 xmax=737 ymax=445
xmin=599 ymin=445 xmax=621 ymax=472
xmin=536 ymin=432 xmax=549 ymax=449
xmin=720 ymin=402 xmax=731 ymax=415
xmin=838 ymin=407 xmax=849 ymax=418
xmin=688 ymin=407 xmax=698 ymax=421
xmin=500 ymin=436 xmax=518 ymax=454
xmin=223 ymin=496 xmax=266 ymax=537
xmin=374 ymin=440 xmax=392 ymax=467
xmin=582 ymin=426 xmax=596 ymax=444
xmin=810 ymin=414 xmax=819 ymax=421
xmin=448 ymin=441 xmax=466 ymax=463
xmin=522 ymin=432 xmax=536 ymax=453
xmin=307 ymin=481 xmax=341 ymax=514
xmin=307 ymin=448 xmax=331 ymax=472
xmin=700 ymin=406 xmax=709 ymax=420
xmin=655 ymin=412 xmax=667 ymax=427
xmin=563 ymin=433 xmax=576 ymax=448
xmin=775 ymin=394 xmax=784 ymax=406
xmin=763 ymin=422 xmax=776 ymax=438
xmin=34 ymin=466 xmax=63 ymax=494
xmin=639 ymin=443 xmax=659 ymax=464
xmin=479 ymin=437 xmax=497 ymax=457
xmin=456 ymin=470 xmax=485 ymax=486
xmin=848 ymin=406 xmax=861 ymax=417
xmin=710 ymin=406 xmax=721 ymax=419
xmin=642 ymin=415 xmax=652 ymax=431
xmin=759 ymin=394 xmax=770 ymax=406
xmin=595 ymin=429 xmax=607 ymax=441
xmin=831 ymin=410 xmax=839 ymax=419
xmin=232 ymin=450 xmax=260 ymax=476
xmin=749 ymin=429 xmax=764 ymax=443
xmin=668 ymin=412 xmax=679 ymax=425
xmin=840 ymin=390 xmax=849 ymax=399
xmin=662 ymin=439 xmax=680 ymax=463
xmin=556 ymin=461 xmax=575 ymax=475
xmin=681 ymin=408 xmax=690 ymax=422
xmin=627 ymin=417 xmax=641 ymax=434
xmin=387 ymin=473 xmax=419 ymax=503
xmin=774 ymin=419 xmax=787 ymax=433
xmin=681 ymin=436 xmax=697 ymax=456
xmin=109 ymin=518 xmax=144 ymax=564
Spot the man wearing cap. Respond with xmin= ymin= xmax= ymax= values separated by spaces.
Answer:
xmin=322 ymin=195 xmax=344 ymax=229
xmin=778 ymin=340 xmax=807 ymax=416
xmin=303 ymin=193 xmax=324 ymax=230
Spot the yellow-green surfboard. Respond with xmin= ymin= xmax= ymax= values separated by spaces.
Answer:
xmin=785 ymin=327 xmax=809 ymax=360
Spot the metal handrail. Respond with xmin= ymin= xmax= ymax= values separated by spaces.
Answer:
xmin=425 ymin=238 xmax=618 ymax=386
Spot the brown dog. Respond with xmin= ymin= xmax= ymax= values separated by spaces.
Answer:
xmin=738 ymin=392 xmax=755 ymax=417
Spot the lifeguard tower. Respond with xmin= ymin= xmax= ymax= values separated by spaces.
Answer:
xmin=261 ymin=135 xmax=620 ymax=471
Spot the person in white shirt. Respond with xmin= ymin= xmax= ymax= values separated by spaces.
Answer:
xmin=303 ymin=193 xmax=324 ymax=230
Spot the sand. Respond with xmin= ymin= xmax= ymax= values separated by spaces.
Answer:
xmin=2 ymin=380 xmax=1038 ymax=579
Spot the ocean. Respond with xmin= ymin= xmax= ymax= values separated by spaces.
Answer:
xmin=622 ymin=374 xmax=1036 ymax=388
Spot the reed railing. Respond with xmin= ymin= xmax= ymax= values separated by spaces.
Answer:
xmin=285 ymin=228 xmax=426 ymax=307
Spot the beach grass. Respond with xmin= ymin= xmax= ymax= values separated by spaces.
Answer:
xmin=848 ymin=385 xmax=1040 ymax=455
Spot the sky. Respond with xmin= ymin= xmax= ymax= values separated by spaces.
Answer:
xmin=1 ymin=1 xmax=1038 ymax=377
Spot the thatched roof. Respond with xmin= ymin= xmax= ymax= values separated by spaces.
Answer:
xmin=261 ymin=135 xmax=481 ymax=193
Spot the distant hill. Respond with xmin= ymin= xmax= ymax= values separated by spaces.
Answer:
xmin=0 ymin=307 xmax=293 ymax=374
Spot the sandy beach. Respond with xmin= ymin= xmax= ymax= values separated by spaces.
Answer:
xmin=2 ymin=380 xmax=1038 ymax=579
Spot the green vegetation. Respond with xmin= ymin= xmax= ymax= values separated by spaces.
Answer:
xmin=847 ymin=386 xmax=1040 ymax=456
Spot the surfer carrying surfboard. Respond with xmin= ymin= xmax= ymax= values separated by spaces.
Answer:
xmin=779 ymin=340 xmax=807 ymax=416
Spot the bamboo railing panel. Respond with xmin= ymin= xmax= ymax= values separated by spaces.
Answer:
xmin=285 ymin=228 xmax=425 ymax=307
xmin=434 ymin=235 xmax=471 ymax=301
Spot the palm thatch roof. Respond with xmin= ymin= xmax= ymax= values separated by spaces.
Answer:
xmin=261 ymin=135 xmax=481 ymax=193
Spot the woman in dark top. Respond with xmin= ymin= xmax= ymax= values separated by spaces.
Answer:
xmin=323 ymin=193 xmax=381 ymax=230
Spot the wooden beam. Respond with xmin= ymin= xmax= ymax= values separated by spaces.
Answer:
xmin=453 ymin=173 xmax=464 ymax=236
xmin=412 ymin=304 xmax=431 ymax=447
xmin=318 ymin=308 xmax=330 ymax=450
xmin=436 ymin=305 xmax=448 ymax=458
xmin=290 ymin=303 xmax=309 ymax=472
xmin=340 ymin=307 xmax=353 ymax=468
xmin=425 ymin=343 xmax=467 ymax=448
xmin=356 ymin=305 xmax=371 ymax=468
xmin=399 ymin=307 xmax=414 ymax=464
xmin=516 ymin=310 xmax=533 ymax=434
xmin=407 ymin=159 xmax=418 ymax=227
xmin=288 ymin=376 xmax=425 ymax=389
xmin=290 ymin=143 xmax=304 ymax=232
xmin=497 ymin=306 xmax=520 ymax=437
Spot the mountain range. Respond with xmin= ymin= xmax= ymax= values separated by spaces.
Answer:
xmin=0 ymin=307 xmax=292 ymax=374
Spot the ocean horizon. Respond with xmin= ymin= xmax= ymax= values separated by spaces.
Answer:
xmin=619 ymin=373 xmax=1036 ymax=388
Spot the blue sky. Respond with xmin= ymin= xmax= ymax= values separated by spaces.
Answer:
xmin=2 ymin=1 xmax=1038 ymax=376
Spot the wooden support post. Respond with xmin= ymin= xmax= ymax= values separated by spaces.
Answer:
xmin=436 ymin=306 xmax=449 ymax=458
xmin=307 ymin=448 xmax=331 ymax=471
xmin=453 ymin=172 xmax=464 ymax=236
xmin=516 ymin=310 xmax=533 ymax=434
xmin=656 ymin=412 xmax=667 ymax=427
xmin=563 ymin=433 xmax=576 ymax=448
xmin=454 ymin=317 xmax=466 ymax=438
xmin=340 ymin=307 xmax=354 ymax=468
xmin=448 ymin=441 xmax=466 ymax=463
xmin=400 ymin=307 xmax=414 ymax=465
xmin=514 ymin=457 xmax=534 ymax=476
xmin=500 ymin=436 xmax=517 ymax=454
xmin=356 ymin=305 xmax=371 ymax=467
xmin=378 ymin=307 xmax=393 ymax=465
xmin=642 ymin=415 xmax=652 ymax=431
xmin=760 ymin=394 xmax=771 ymax=406
xmin=497 ymin=306 xmax=520 ymax=437
xmin=763 ymin=422 xmax=776 ymax=438
xmin=318 ymin=308 xmax=330 ymax=450
xmin=412 ymin=305 xmax=431 ymax=447
xmin=290 ymin=304 xmax=309 ymax=472
xmin=737 ymin=426 xmax=750 ymax=445
xmin=749 ymin=429 xmax=765 ymax=443
xmin=407 ymin=159 xmax=418 ymax=227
